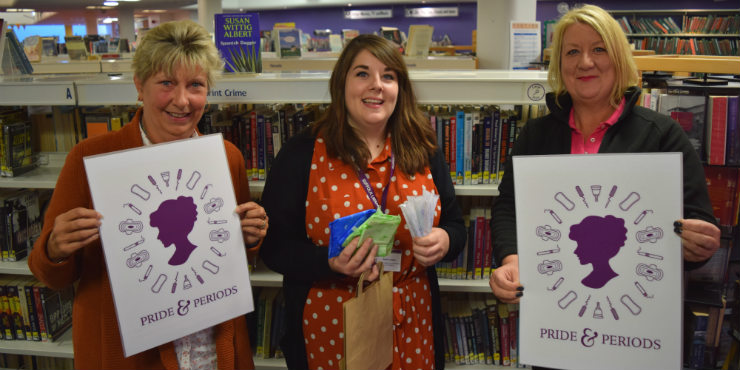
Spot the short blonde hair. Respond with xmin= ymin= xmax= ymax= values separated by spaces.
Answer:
xmin=132 ymin=19 xmax=223 ymax=88
xmin=548 ymin=4 xmax=638 ymax=107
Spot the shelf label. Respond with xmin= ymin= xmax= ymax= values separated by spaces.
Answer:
xmin=344 ymin=9 xmax=392 ymax=19
xmin=405 ymin=7 xmax=458 ymax=18
xmin=207 ymin=88 xmax=248 ymax=99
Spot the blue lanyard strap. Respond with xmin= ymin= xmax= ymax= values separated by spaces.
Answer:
xmin=355 ymin=153 xmax=395 ymax=212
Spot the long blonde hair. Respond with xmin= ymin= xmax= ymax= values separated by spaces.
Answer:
xmin=548 ymin=4 xmax=639 ymax=107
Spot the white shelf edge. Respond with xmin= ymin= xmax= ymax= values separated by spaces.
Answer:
xmin=0 ymin=260 xmax=32 ymax=276
xmin=255 ymin=357 xmax=516 ymax=370
xmin=250 ymin=181 xmax=498 ymax=196
xmin=3 ymin=70 xmax=550 ymax=106
xmin=0 ymin=329 xmax=73 ymax=358
xmin=251 ymin=267 xmax=492 ymax=293
xmin=438 ymin=278 xmax=491 ymax=293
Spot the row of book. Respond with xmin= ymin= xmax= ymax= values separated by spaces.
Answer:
xmin=617 ymin=16 xmax=683 ymax=35
xmin=632 ymin=36 xmax=738 ymax=56
xmin=0 ymin=353 xmax=73 ymax=370
xmin=198 ymin=102 xmax=547 ymax=187
xmin=641 ymin=88 xmax=740 ymax=167
xmin=436 ymin=206 xmax=494 ymax=280
xmin=198 ymin=103 xmax=322 ymax=182
xmin=0 ymin=108 xmax=37 ymax=177
xmin=0 ymin=188 xmax=46 ymax=263
xmin=428 ymin=104 xmax=547 ymax=186
xmin=248 ymin=288 xmax=285 ymax=360
xmin=0 ymin=276 xmax=74 ymax=343
xmin=616 ymin=15 xmax=740 ymax=35
xmin=683 ymin=15 xmax=740 ymax=35
xmin=248 ymin=288 xmax=525 ymax=368
xmin=442 ymin=293 xmax=522 ymax=367
xmin=0 ymin=20 xmax=34 ymax=76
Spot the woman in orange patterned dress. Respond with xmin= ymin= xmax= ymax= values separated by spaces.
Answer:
xmin=260 ymin=34 xmax=466 ymax=370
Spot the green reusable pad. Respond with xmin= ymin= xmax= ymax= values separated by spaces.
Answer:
xmin=341 ymin=211 xmax=401 ymax=257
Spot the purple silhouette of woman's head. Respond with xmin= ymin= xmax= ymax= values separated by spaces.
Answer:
xmin=569 ymin=215 xmax=627 ymax=289
xmin=150 ymin=196 xmax=198 ymax=266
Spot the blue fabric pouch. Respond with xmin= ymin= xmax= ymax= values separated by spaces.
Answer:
xmin=327 ymin=209 xmax=376 ymax=258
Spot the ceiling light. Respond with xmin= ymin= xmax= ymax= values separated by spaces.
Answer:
xmin=102 ymin=17 xmax=118 ymax=23
xmin=6 ymin=8 xmax=35 ymax=12
xmin=103 ymin=1 xmax=119 ymax=6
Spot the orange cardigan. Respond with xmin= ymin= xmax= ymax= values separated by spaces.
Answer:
xmin=28 ymin=109 xmax=255 ymax=370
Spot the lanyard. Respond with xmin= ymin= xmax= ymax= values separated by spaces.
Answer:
xmin=355 ymin=153 xmax=395 ymax=213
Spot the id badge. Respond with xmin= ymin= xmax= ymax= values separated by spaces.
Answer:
xmin=376 ymin=249 xmax=402 ymax=272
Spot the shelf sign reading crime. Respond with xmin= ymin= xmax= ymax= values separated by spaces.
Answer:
xmin=514 ymin=153 xmax=682 ymax=370
xmin=344 ymin=9 xmax=392 ymax=19
xmin=207 ymin=88 xmax=248 ymax=100
xmin=405 ymin=7 xmax=458 ymax=18
xmin=84 ymin=134 xmax=254 ymax=357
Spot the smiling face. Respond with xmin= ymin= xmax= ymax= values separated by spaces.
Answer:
xmin=134 ymin=64 xmax=208 ymax=144
xmin=560 ymin=22 xmax=616 ymax=107
xmin=344 ymin=49 xmax=399 ymax=136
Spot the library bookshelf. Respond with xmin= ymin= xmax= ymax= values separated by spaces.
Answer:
xmin=0 ymin=69 xmax=547 ymax=369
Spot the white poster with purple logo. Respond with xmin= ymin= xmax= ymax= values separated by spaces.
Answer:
xmin=84 ymin=134 xmax=253 ymax=357
xmin=514 ymin=153 xmax=682 ymax=370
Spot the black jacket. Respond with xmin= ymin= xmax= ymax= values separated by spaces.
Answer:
xmin=492 ymin=86 xmax=716 ymax=268
xmin=260 ymin=129 xmax=466 ymax=370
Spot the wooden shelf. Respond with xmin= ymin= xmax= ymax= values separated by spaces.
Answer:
xmin=634 ymin=55 xmax=740 ymax=74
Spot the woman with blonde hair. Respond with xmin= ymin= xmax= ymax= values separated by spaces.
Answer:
xmin=489 ymin=6 xmax=719 ymax=368
xmin=29 ymin=19 xmax=266 ymax=369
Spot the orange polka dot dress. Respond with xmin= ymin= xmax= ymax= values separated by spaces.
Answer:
xmin=303 ymin=135 xmax=442 ymax=370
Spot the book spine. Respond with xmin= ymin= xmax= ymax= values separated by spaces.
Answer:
xmin=508 ymin=306 xmax=519 ymax=367
xmin=16 ymin=281 xmax=31 ymax=341
xmin=708 ymin=96 xmax=728 ymax=165
xmin=0 ymin=283 xmax=7 ymax=339
xmin=725 ymin=96 xmax=739 ymax=165
xmin=463 ymin=111 xmax=473 ymax=185
xmin=466 ymin=217 xmax=475 ymax=279
xmin=7 ymin=283 xmax=24 ymax=340
xmin=499 ymin=304 xmax=510 ymax=366
xmin=464 ymin=315 xmax=476 ymax=364
xmin=250 ymin=111 xmax=258 ymax=181
xmin=32 ymin=284 xmax=48 ymax=342
xmin=482 ymin=112 xmax=492 ymax=184
xmin=483 ymin=208 xmax=493 ymax=276
xmin=23 ymin=284 xmax=39 ymax=341
xmin=487 ymin=303 xmax=501 ymax=365
xmin=443 ymin=311 xmax=453 ymax=363
xmin=453 ymin=315 xmax=464 ymax=364
xmin=257 ymin=113 xmax=266 ymax=180
xmin=449 ymin=116 xmax=456 ymax=184
xmin=474 ymin=211 xmax=484 ymax=279
xmin=491 ymin=108 xmax=501 ymax=183
xmin=456 ymin=110 xmax=465 ymax=185
xmin=472 ymin=112 xmax=482 ymax=185
xmin=265 ymin=116 xmax=274 ymax=177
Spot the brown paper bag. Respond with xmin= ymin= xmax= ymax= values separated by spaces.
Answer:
xmin=341 ymin=262 xmax=393 ymax=370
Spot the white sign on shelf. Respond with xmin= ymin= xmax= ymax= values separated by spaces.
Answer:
xmin=509 ymin=21 xmax=541 ymax=70
xmin=514 ymin=153 xmax=682 ymax=370
xmin=405 ymin=7 xmax=458 ymax=18
xmin=84 ymin=134 xmax=253 ymax=357
xmin=344 ymin=9 xmax=392 ymax=19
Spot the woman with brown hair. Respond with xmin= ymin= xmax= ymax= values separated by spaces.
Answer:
xmin=260 ymin=34 xmax=465 ymax=369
